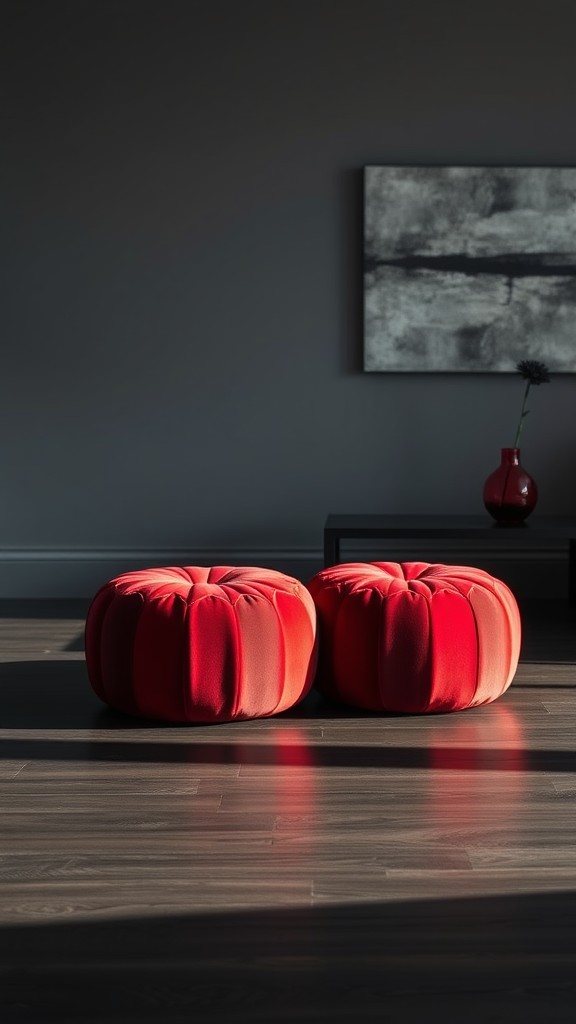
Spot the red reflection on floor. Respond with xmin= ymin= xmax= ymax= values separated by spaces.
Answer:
xmin=425 ymin=704 xmax=527 ymax=834
xmin=269 ymin=728 xmax=319 ymax=854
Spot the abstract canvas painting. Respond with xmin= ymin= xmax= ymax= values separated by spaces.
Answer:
xmin=364 ymin=166 xmax=576 ymax=372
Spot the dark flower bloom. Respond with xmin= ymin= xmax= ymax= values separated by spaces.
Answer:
xmin=514 ymin=360 xmax=551 ymax=447
xmin=516 ymin=359 xmax=551 ymax=386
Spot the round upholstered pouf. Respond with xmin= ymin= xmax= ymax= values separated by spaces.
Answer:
xmin=308 ymin=562 xmax=521 ymax=713
xmin=85 ymin=566 xmax=317 ymax=723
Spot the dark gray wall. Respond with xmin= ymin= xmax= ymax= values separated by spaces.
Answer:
xmin=2 ymin=0 xmax=576 ymax=593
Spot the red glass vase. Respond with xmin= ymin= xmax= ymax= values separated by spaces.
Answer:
xmin=483 ymin=448 xmax=538 ymax=525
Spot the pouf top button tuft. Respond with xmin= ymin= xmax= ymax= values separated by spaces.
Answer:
xmin=85 ymin=565 xmax=317 ymax=723
xmin=307 ymin=561 xmax=521 ymax=714
xmin=105 ymin=565 xmax=307 ymax=602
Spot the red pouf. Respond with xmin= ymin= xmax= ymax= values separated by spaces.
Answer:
xmin=85 ymin=566 xmax=317 ymax=723
xmin=308 ymin=562 xmax=521 ymax=713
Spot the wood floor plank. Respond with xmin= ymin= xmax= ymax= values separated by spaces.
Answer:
xmin=1 ymin=598 xmax=576 ymax=1020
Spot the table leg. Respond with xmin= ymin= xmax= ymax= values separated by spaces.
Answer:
xmin=323 ymin=530 xmax=340 ymax=568
xmin=570 ymin=540 xmax=576 ymax=605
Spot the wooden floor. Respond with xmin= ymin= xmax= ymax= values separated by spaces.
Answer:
xmin=1 ymin=598 xmax=576 ymax=1022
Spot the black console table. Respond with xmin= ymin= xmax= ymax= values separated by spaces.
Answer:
xmin=324 ymin=514 xmax=576 ymax=602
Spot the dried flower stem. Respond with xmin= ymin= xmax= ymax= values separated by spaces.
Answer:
xmin=514 ymin=380 xmax=531 ymax=448
xmin=513 ymin=359 xmax=551 ymax=448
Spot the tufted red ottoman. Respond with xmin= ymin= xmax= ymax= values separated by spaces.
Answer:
xmin=85 ymin=566 xmax=317 ymax=723
xmin=308 ymin=562 xmax=521 ymax=713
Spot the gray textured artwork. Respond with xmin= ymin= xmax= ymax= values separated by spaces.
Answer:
xmin=364 ymin=166 xmax=576 ymax=372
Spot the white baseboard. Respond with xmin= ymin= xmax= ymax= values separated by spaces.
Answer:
xmin=0 ymin=544 xmax=568 ymax=599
